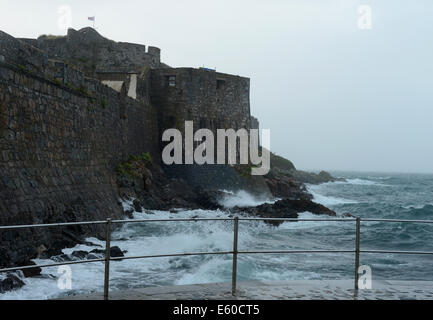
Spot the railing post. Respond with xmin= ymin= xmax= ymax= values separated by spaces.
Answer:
xmin=104 ymin=218 xmax=111 ymax=300
xmin=354 ymin=217 xmax=361 ymax=293
xmin=232 ymin=216 xmax=239 ymax=296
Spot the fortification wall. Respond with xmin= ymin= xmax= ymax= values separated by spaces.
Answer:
xmin=0 ymin=61 xmax=159 ymax=267
xmin=21 ymin=28 xmax=162 ymax=76
xmin=149 ymin=68 xmax=270 ymax=195
xmin=0 ymin=31 xmax=48 ymax=77
xmin=150 ymin=68 xmax=251 ymax=135
xmin=250 ymin=116 xmax=259 ymax=131
xmin=0 ymin=29 xmax=268 ymax=267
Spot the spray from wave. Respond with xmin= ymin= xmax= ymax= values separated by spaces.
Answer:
xmin=218 ymin=190 xmax=276 ymax=208
xmin=306 ymin=185 xmax=358 ymax=206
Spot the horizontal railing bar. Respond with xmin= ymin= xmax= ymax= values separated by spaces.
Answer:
xmin=2 ymin=217 xmax=432 ymax=231
xmin=110 ymin=218 xmax=233 ymax=224
xmin=238 ymin=218 xmax=356 ymax=222
xmin=3 ymin=247 xmax=431 ymax=274
xmin=361 ymin=218 xmax=433 ymax=224
xmin=0 ymin=220 xmax=107 ymax=230
xmin=111 ymin=250 xmax=356 ymax=262
xmin=110 ymin=251 xmax=234 ymax=261
xmin=360 ymin=250 xmax=433 ymax=255
xmin=0 ymin=258 xmax=106 ymax=273
xmin=112 ymin=218 xmax=356 ymax=224
xmin=238 ymin=250 xmax=355 ymax=254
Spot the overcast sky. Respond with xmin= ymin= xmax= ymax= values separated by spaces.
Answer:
xmin=1 ymin=0 xmax=432 ymax=173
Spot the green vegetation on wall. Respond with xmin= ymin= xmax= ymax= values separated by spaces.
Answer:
xmin=116 ymin=152 xmax=153 ymax=178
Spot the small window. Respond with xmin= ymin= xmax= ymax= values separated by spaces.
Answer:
xmin=217 ymin=79 xmax=225 ymax=90
xmin=167 ymin=75 xmax=176 ymax=87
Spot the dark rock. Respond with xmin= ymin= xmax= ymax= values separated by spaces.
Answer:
xmin=51 ymin=254 xmax=73 ymax=262
xmin=124 ymin=208 xmax=134 ymax=219
xmin=0 ymin=246 xmax=11 ymax=268
xmin=132 ymin=199 xmax=142 ymax=213
xmin=86 ymin=253 xmax=101 ymax=260
xmin=109 ymin=246 xmax=125 ymax=258
xmin=0 ymin=272 xmax=25 ymax=293
xmin=233 ymin=198 xmax=336 ymax=226
xmin=264 ymin=174 xmax=312 ymax=200
xmin=193 ymin=190 xmax=225 ymax=210
xmin=89 ymin=248 xmax=105 ymax=255
xmin=90 ymin=246 xmax=126 ymax=258
xmin=71 ymin=250 xmax=88 ymax=259
xmin=20 ymin=261 xmax=42 ymax=278
xmin=288 ymin=169 xmax=344 ymax=184
xmin=342 ymin=212 xmax=355 ymax=218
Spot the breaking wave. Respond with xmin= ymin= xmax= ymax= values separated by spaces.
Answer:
xmin=218 ymin=190 xmax=275 ymax=208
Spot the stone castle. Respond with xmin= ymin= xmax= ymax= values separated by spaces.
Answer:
xmin=0 ymin=27 xmax=266 ymax=266
xmin=19 ymin=27 xmax=255 ymax=134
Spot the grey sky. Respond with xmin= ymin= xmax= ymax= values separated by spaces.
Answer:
xmin=1 ymin=0 xmax=432 ymax=173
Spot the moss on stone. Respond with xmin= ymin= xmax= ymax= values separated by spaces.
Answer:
xmin=116 ymin=152 xmax=153 ymax=178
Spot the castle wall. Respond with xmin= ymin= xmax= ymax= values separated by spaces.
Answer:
xmin=149 ymin=68 xmax=270 ymax=194
xmin=22 ymin=28 xmax=162 ymax=76
xmin=0 ymin=31 xmax=48 ymax=77
xmin=150 ymin=68 xmax=251 ymax=135
xmin=250 ymin=116 xmax=259 ymax=131
xmin=0 ymin=61 xmax=159 ymax=266
xmin=0 ymin=28 xmax=269 ymax=267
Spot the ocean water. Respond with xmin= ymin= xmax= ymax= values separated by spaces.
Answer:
xmin=1 ymin=171 xmax=433 ymax=299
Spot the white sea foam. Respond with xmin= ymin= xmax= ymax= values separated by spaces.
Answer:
xmin=0 ymin=201 xmax=337 ymax=299
xmin=402 ymin=203 xmax=433 ymax=210
xmin=219 ymin=190 xmax=275 ymax=208
xmin=175 ymin=257 xmax=232 ymax=285
xmin=278 ymin=212 xmax=348 ymax=230
xmin=367 ymin=176 xmax=392 ymax=180
xmin=306 ymin=186 xmax=358 ymax=206
xmin=345 ymin=178 xmax=382 ymax=186
xmin=314 ymin=178 xmax=388 ymax=187
xmin=251 ymin=268 xmax=321 ymax=281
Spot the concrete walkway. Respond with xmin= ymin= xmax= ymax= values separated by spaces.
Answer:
xmin=61 ymin=280 xmax=433 ymax=300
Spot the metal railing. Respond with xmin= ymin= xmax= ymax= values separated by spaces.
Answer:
xmin=1 ymin=216 xmax=433 ymax=299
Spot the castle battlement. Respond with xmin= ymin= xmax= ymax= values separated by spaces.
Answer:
xmin=19 ymin=27 xmax=162 ymax=76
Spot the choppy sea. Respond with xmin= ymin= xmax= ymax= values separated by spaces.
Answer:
xmin=1 ymin=171 xmax=432 ymax=299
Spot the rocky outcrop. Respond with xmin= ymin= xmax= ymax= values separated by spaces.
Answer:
xmin=262 ymin=151 xmax=342 ymax=200
xmin=264 ymin=171 xmax=312 ymax=200
xmin=50 ymin=246 xmax=126 ymax=263
xmin=288 ymin=170 xmax=343 ymax=184
xmin=231 ymin=198 xmax=337 ymax=226
xmin=0 ymin=271 xmax=25 ymax=293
